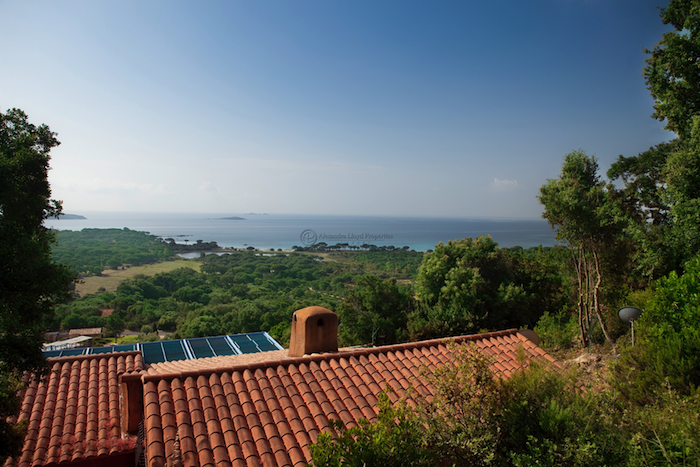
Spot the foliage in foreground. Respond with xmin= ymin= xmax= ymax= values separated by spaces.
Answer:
xmin=0 ymin=108 xmax=76 ymax=457
xmin=310 ymin=345 xmax=624 ymax=467
xmin=310 ymin=393 xmax=431 ymax=467
xmin=613 ymin=253 xmax=700 ymax=410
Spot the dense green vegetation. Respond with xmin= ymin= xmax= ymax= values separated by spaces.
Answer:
xmin=52 ymin=228 xmax=175 ymax=275
xmin=1 ymin=108 xmax=76 ymax=457
xmin=52 ymin=243 xmax=562 ymax=347
xmin=411 ymin=237 xmax=567 ymax=341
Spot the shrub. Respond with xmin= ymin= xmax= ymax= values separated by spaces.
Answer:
xmin=498 ymin=361 xmax=624 ymax=466
xmin=414 ymin=343 xmax=501 ymax=466
xmin=623 ymin=391 xmax=700 ymax=466
xmin=309 ymin=392 xmax=432 ymax=467
xmin=535 ymin=309 xmax=580 ymax=349
xmin=613 ymin=330 xmax=700 ymax=406
xmin=613 ymin=254 xmax=700 ymax=405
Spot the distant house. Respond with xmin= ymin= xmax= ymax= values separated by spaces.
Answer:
xmin=42 ymin=331 xmax=65 ymax=343
xmin=7 ymin=307 xmax=555 ymax=467
xmin=67 ymin=327 xmax=103 ymax=338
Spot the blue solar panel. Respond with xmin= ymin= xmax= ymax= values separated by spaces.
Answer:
xmin=162 ymin=340 xmax=188 ymax=361
xmin=228 ymin=334 xmax=259 ymax=353
xmin=188 ymin=338 xmax=216 ymax=359
xmin=44 ymin=332 xmax=282 ymax=364
xmin=141 ymin=342 xmax=166 ymax=364
xmin=248 ymin=333 xmax=281 ymax=352
xmin=206 ymin=336 xmax=237 ymax=356
xmin=91 ymin=344 xmax=137 ymax=354
xmin=43 ymin=348 xmax=86 ymax=358
xmin=227 ymin=332 xmax=282 ymax=353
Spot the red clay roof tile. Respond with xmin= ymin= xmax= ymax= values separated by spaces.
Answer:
xmin=134 ymin=328 xmax=556 ymax=467
xmin=9 ymin=328 xmax=556 ymax=467
xmin=6 ymin=351 xmax=142 ymax=467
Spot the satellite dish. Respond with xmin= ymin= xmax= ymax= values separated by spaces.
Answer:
xmin=618 ymin=306 xmax=642 ymax=346
xmin=618 ymin=306 xmax=642 ymax=324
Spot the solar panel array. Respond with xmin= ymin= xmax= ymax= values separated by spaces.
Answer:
xmin=42 ymin=332 xmax=284 ymax=364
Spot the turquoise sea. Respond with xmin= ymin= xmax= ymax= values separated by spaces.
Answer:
xmin=45 ymin=212 xmax=559 ymax=252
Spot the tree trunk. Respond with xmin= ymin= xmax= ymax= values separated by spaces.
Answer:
xmin=572 ymin=247 xmax=588 ymax=347
xmin=592 ymin=249 xmax=614 ymax=346
xmin=582 ymin=249 xmax=592 ymax=337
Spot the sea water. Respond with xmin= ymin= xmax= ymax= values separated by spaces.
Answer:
xmin=44 ymin=212 xmax=559 ymax=252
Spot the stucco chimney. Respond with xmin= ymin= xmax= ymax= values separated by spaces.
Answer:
xmin=288 ymin=306 xmax=338 ymax=357
xmin=119 ymin=373 xmax=143 ymax=434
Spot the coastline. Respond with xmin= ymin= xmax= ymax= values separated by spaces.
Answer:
xmin=45 ymin=212 xmax=558 ymax=252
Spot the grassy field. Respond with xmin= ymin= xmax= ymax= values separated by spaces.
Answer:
xmin=75 ymin=260 xmax=201 ymax=297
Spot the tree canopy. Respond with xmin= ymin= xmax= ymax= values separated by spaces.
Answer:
xmin=644 ymin=0 xmax=700 ymax=139
xmin=0 ymin=108 xmax=75 ymax=456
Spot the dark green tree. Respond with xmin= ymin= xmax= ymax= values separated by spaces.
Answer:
xmin=644 ymin=0 xmax=700 ymax=140
xmin=607 ymin=142 xmax=677 ymax=280
xmin=539 ymin=151 xmax=626 ymax=347
xmin=337 ymin=275 xmax=411 ymax=346
xmin=607 ymin=130 xmax=700 ymax=284
xmin=607 ymin=0 xmax=700 ymax=280
xmin=412 ymin=236 xmax=548 ymax=340
xmin=0 ymin=108 xmax=75 ymax=456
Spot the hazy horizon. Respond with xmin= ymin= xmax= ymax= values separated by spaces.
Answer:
xmin=56 ymin=210 xmax=552 ymax=221
xmin=2 ymin=1 xmax=674 ymax=218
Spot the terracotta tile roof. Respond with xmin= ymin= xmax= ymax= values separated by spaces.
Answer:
xmin=7 ymin=327 xmax=557 ymax=467
xmin=5 ymin=351 xmax=144 ymax=467
xmin=141 ymin=329 xmax=554 ymax=467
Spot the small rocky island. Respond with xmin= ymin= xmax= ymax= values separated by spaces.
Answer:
xmin=219 ymin=216 xmax=246 ymax=220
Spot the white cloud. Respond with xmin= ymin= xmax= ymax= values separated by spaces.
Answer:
xmin=489 ymin=178 xmax=518 ymax=192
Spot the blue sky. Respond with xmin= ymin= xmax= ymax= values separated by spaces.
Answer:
xmin=1 ymin=0 xmax=673 ymax=218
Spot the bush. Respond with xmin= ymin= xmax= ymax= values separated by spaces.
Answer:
xmin=613 ymin=330 xmax=700 ymax=406
xmin=613 ymin=254 xmax=700 ymax=405
xmin=310 ymin=392 xmax=432 ymax=467
xmin=498 ymin=362 xmax=624 ymax=466
xmin=623 ymin=391 xmax=700 ymax=466
xmin=415 ymin=343 xmax=501 ymax=466
xmin=535 ymin=309 xmax=580 ymax=349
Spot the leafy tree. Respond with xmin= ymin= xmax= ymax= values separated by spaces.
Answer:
xmin=644 ymin=0 xmax=700 ymax=140
xmin=0 ymin=108 xmax=75 ymax=457
xmin=105 ymin=312 xmax=126 ymax=338
xmin=608 ymin=136 xmax=700 ymax=285
xmin=539 ymin=151 xmax=625 ymax=347
xmin=337 ymin=275 xmax=411 ymax=346
xmin=605 ymin=1 xmax=700 ymax=282
xmin=412 ymin=236 xmax=554 ymax=339
xmin=607 ymin=142 xmax=678 ymax=280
